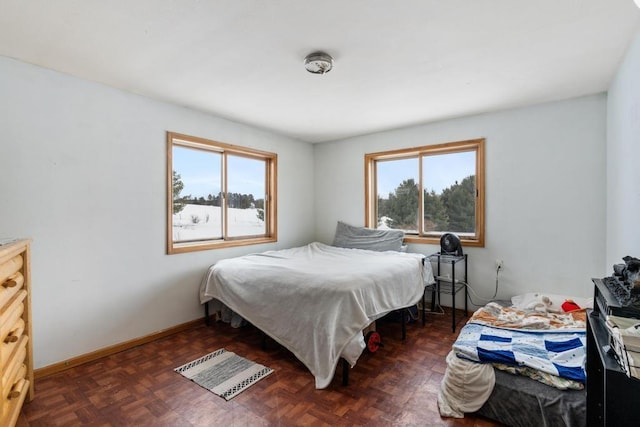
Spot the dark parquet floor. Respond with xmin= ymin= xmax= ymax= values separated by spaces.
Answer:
xmin=18 ymin=308 xmax=503 ymax=426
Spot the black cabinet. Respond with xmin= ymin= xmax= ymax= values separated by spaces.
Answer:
xmin=427 ymin=253 xmax=468 ymax=332
xmin=586 ymin=310 xmax=640 ymax=426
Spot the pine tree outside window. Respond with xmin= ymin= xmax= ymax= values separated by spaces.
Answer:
xmin=365 ymin=138 xmax=485 ymax=247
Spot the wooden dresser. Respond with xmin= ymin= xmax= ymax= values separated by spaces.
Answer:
xmin=0 ymin=239 xmax=33 ymax=426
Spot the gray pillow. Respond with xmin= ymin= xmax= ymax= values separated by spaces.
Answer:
xmin=332 ymin=221 xmax=404 ymax=252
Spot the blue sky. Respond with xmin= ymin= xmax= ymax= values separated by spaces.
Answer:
xmin=173 ymin=146 xmax=265 ymax=198
xmin=377 ymin=151 xmax=475 ymax=196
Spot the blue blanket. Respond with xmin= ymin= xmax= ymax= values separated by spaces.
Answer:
xmin=452 ymin=323 xmax=586 ymax=382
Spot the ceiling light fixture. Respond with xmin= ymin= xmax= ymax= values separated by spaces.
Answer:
xmin=304 ymin=51 xmax=333 ymax=74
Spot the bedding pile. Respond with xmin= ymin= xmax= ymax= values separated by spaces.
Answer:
xmin=453 ymin=322 xmax=586 ymax=382
xmin=200 ymin=242 xmax=434 ymax=388
xmin=438 ymin=301 xmax=588 ymax=418
xmin=468 ymin=301 xmax=586 ymax=331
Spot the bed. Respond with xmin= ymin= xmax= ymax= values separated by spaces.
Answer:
xmin=199 ymin=222 xmax=435 ymax=389
xmin=438 ymin=294 xmax=592 ymax=427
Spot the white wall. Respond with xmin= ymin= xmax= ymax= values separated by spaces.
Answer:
xmin=606 ymin=31 xmax=640 ymax=270
xmin=315 ymin=95 xmax=607 ymax=308
xmin=0 ymin=56 xmax=315 ymax=369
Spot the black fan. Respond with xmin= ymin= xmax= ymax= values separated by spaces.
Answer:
xmin=440 ymin=233 xmax=463 ymax=256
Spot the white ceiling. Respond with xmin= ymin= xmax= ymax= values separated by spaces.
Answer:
xmin=1 ymin=1 xmax=639 ymax=143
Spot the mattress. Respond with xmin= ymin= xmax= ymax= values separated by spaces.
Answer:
xmin=476 ymin=369 xmax=586 ymax=427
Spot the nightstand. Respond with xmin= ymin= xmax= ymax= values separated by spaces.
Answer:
xmin=427 ymin=252 xmax=468 ymax=332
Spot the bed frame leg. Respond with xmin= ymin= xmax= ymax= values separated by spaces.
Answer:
xmin=401 ymin=309 xmax=406 ymax=341
xmin=261 ymin=331 xmax=267 ymax=351
xmin=342 ymin=358 xmax=349 ymax=386
xmin=204 ymin=301 xmax=210 ymax=326
xmin=422 ymin=289 xmax=426 ymax=326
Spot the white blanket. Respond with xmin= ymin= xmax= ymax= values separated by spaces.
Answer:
xmin=199 ymin=242 xmax=434 ymax=388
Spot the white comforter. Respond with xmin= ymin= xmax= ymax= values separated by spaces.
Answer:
xmin=199 ymin=242 xmax=433 ymax=388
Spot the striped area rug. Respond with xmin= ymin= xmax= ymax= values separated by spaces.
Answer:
xmin=174 ymin=348 xmax=274 ymax=400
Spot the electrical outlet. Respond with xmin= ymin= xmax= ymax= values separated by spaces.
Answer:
xmin=496 ymin=259 xmax=504 ymax=270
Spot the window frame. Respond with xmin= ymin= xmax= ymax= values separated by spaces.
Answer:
xmin=364 ymin=138 xmax=485 ymax=247
xmin=167 ymin=131 xmax=277 ymax=254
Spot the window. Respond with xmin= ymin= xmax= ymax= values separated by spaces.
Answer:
xmin=365 ymin=138 xmax=485 ymax=247
xmin=167 ymin=132 xmax=277 ymax=254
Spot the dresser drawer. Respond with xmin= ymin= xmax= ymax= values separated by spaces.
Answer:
xmin=0 ymin=255 xmax=23 ymax=285
xmin=1 ymin=270 xmax=24 ymax=310
xmin=0 ymin=319 xmax=25 ymax=368
xmin=0 ymin=290 xmax=26 ymax=344
xmin=0 ymin=368 xmax=28 ymax=426
xmin=1 ymin=336 xmax=27 ymax=402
